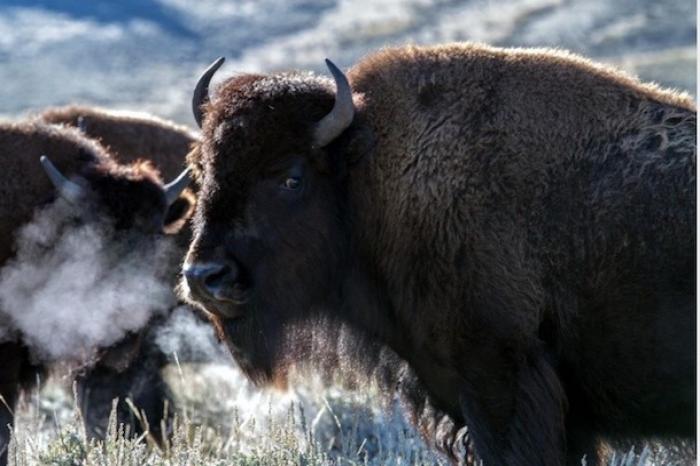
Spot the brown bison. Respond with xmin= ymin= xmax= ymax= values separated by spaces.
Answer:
xmin=0 ymin=120 xmax=192 ymax=464
xmin=181 ymin=43 xmax=696 ymax=465
xmin=46 ymin=106 xmax=205 ymax=444
xmin=35 ymin=106 xmax=201 ymax=444
xmin=35 ymin=105 xmax=199 ymax=181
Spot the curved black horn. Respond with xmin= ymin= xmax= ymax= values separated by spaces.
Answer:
xmin=40 ymin=155 xmax=86 ymax=204
xmin=163 ymin=168 xmax=191 ymax=205
xmin=312 ymin=59 xmax=355 ymax=148
xmin=192 ymin=57 xmax=225 ymax=128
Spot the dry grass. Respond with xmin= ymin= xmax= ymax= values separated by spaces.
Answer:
xmin=7 ymin=363 xmax=693 ymax=466
xmin=9 ymin=363 xmax=443 ymax=466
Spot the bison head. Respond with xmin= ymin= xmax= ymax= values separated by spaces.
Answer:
xmin=181 ymin=58 xmax=368 ymax=383
xmin=40 ymin=155 xmax=193 ymax=235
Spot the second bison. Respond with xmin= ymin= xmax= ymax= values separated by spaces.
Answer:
xmin=0 ymin=114 xmax=194 ymax=463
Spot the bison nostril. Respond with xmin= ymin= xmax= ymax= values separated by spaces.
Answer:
xmin=184 ymin=262 xmax=225 ymax=297
xmin=184 ymin=261 xmax=248 ymax=304
xmin=204 ymin=265 xmax=235 ymax=289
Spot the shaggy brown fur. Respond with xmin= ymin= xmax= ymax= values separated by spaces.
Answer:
xmin=0 ymin=122 xmax=189 ymax=261
xmin=35 ymin=106 xmax=198 ymax=231
xmin=183 ymin=43 xmax=695 ymax=465
xmin=35 ymin=105 xmax=198 ymax=181
xmin=0 ymin=121 xmax=193 ymax=464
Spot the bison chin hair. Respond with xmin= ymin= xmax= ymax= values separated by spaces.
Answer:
xmin=209 ymin=308 xmax=472 ymax=462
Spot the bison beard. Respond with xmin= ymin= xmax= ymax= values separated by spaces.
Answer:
xmin=182 ymin=43 xmax=696 ymax=465
xmin=209 ymin=311 xmax=476 ymax=462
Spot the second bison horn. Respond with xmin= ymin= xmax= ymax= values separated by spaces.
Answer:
xmin=312 ymin=59 xmax=355 ymax=148
xmin=163 ymin=168 xmax=191 ymax=205
xmin=40 ymin=155 xmax=86 ymax=204
xmin=192 ymin=57 xmax=225 ymax=128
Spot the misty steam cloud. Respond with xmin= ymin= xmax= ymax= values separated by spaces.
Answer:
xmin=0 ymin=200 xmax=178 ymax=363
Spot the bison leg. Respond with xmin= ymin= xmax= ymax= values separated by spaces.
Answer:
xmin=563 ymin=388 xmax=603 ymax=466
xmin=565 ymin=420 xmax=602 ymax=466
xmin=459 ymin=346 xmax=567 ymax=466
xmin=0 ymin=342 xmax=36 ymax=466
xmin=76 ymin=329 xmax=173 ymax=445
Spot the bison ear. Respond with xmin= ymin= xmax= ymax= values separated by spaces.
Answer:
xmin=325 ymin=119 xmax=374 ymax=172
xmin=163 ymin=189 xmax=195 ymax=234
xmin=343 ymin=123 xmax=375 ymax=166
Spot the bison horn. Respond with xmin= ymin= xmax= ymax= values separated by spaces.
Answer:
xmin=192 ymin=57 xmax=225 ymax=128
xmin=40 ymin=155 xmax=86 ymax=204
xmin=163 ymin=168 xmax=191 ymax=205
xmin=312 ymin=59 xmax=355 ymax=148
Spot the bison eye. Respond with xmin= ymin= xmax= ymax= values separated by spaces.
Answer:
xmin=277 ymin=159 xmax=305 ymax=192
xmin=282 ymin=176 xmax=301 ymax=190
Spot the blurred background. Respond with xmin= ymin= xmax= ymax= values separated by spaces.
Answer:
xmin=0 ymin=0 xmax=695 ymax=126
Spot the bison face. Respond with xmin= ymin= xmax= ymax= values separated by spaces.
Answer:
xmin=181 ymin=59 xmax=358 ymax=383
xmin=86 ymin=162 xmax=193 ymax=235
xmin=40 ymin=156 xmax=193 ymax=236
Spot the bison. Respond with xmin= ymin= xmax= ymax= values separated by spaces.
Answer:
xmin=0 ymin=119 xmax=192 ymax=464
xmin=31 ymin=106 xmax=203 ymax=444
xmin=35 ymin=105 xmax=199 ymax=181
xmin=38 ymin=106 xmax=201 ymax=445
xmin=180 ymin=43 xmax=696 ymax=465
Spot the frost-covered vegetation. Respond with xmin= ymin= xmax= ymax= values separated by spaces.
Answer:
xmin=7 ymin=363 xmax=693 ymax=465
xmin=9 ymin=364 xmax=442 ymax=466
